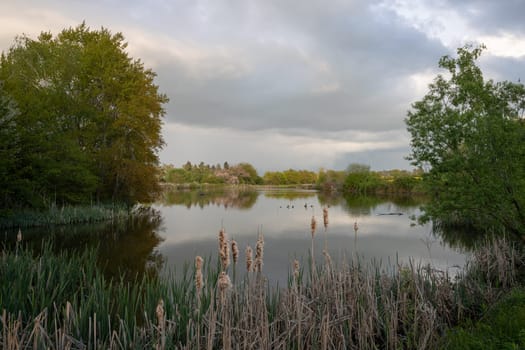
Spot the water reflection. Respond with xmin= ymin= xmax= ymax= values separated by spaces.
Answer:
xmin=161 ymin=187 xmax=259 ymax=209
xmin=3 ymin=208 xmax=165 ymax=281
xmin=156 ymin=189 xmax=467 ymax=286
xmin=2 ymin=190 xmax=473 ymax=286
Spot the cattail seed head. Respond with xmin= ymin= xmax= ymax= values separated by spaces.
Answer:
xmin=221 ymin=241 xmax=230 ymax=270
xmin=218 ymin=271 xmax=232 ymax=292
xmin=293 ymin=259 xmax=300 ymax=281
xmin=354 ymin=221 xmax=359 ymax=233
xmin=323 ymin=249 xmax=332 ymax=266
xmin=218 ymin=228 xmax=226 ymax=251
xmin=231 ymin=239 xmax=239 ymax=264
xmin=195 ymin=255 xmax=204 ymax=270
xmin=255 ymin=233 xmax=264 ymax=273
xmin=195 ymin=256 xmax=204 ymax=292
xmin=156 ymin=299 xmax=165 ymax=327
xmin=323 ymin=207 xmax=329 ymax=229
xmin=245 ymin=245 xmax=253 ymax=272
xmin=218 ymin=228 xmax=230 ymax=271
xmin=311 ymin=216 xmax=317 ymax=237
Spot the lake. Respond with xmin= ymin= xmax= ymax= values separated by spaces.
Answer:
xmin=156 ymin=188 xmax=466 ymax=285
xmin=6 ymin=188 xmax=468 ymax=286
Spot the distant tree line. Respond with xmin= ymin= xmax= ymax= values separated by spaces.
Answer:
xmin=162 ymin=161 xmax=422 ymax=194
xmin=162 ymin=161 xmax=263 ymax=185
xmin=0 ymin=24 xmax=167 ymax=210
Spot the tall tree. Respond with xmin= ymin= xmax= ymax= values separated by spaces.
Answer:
xmin=0 ymin=23 xmax=168 ymax=207
xmin=406 ymin=45 xmax=525 ymax=236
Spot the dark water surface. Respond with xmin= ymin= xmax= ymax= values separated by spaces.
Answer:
xmin=5 ymin=189 xmax=468 ymax=286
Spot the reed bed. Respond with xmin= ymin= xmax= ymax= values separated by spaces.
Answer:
xmin=1 ymin=232 xmax=524 ymax=349
xmin=0 ymin=203 xmax=137 ymax=229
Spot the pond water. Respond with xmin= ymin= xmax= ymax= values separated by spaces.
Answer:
xmin=6 ymin=188 xmax=468 ymax=286
xmin=157 ymin=188 xmax=467 ymax=285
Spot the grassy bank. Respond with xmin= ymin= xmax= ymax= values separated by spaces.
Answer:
xmin=0 ymin=204 xmax=139 ymax=229
xmin=1 ymin=234 xmax=524 ymax=349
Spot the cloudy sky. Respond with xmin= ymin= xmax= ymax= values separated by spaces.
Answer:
xmin=1 ymin=0 xmax=524 ymax=173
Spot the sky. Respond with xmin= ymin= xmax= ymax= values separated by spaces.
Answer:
xmin=1 ymin=0 xmax=524 ymax=173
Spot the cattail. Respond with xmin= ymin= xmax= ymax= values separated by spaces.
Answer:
xmin=156 ymin=298 xmax=166 ymax=349
xmin=218 ymin=228 xmax=226 ymax=251
xmin=255 ymin=233 xmax=264 ymax=273
xmin=323 ymin=207 xmax=329 ymax=229
xmin=218 ymin=229 xmax=230 ymax=270
xmin=195 ymin=256 xmax=204 ymax=293
xmin=323 ymin=249 xmax=332 ymax=267
xmin=311 ymin=216 xmax=317 ymax=237
xmin=245 ymin=245 xmax=253 ymax=272
xmin=16 ymin=229 xmax=22 ymax=243
xmin=354 ymin=221 xmax=359 ymax=233
xmin=231 ymin=240 xmax=239 ymax=264
xmin=156 ymin=299 xmax=165 ymax=327
xmin=293 ymin=259 xmax=300 ymax=281
xmin=218 ymin=271 xmax=232 ymax=291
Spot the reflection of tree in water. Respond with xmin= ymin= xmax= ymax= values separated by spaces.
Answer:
xmin=341 ymin=195 xmax=383 ymax=216
xmin=317 ymin=191 xmax=344 ymax=207
xmin=14 ymin=207 xmax=165 ymax=281
xmin=161 ymin=188 xmax=259 ymax=209
xmin=264 ymin=190 xmax=317 ymax=201
xmin=97 ymin=207 xmax=165 ymax=281
xmin=341 ymin=194 xmax=428 ymax=217
xmin=431 ymin=221 xmax=490 ymax=251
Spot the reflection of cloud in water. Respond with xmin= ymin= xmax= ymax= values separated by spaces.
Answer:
xmin=159 ymin=229 xmax=465 ymax=287
xmin=155 ymin=190 xmax=466 ymax=286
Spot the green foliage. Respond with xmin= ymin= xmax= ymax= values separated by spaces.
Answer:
xmin=443 ymin=288 xmax=525 ymax=349
xmin=406 ymin=45 xmax=525 ymax=236
xmin=263 ymin=169 xmax=317 ymax=185
xmin=343 ymin=163 xmax=382 ymax=194
xmin=0 ymin=23 xmax=167 ymax=208
xmin=317 ymin=168 xmax=347 ymax=191
xmin=162 ymin=161 xmax=260 ymax=185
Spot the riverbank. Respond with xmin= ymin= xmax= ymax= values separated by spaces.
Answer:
xmin=0 ymin=203 xmax=142 ymax=229
xmin=1 ymin=236 xmax=523 ymax=349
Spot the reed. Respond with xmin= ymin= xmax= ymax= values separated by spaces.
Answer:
xmin=1 ymin=235 xmax=523 ymax=349
xmin=255 ymin=232 xmax=264 ymax=273
xmin=0 ymin=203 xmax=134 ymax=229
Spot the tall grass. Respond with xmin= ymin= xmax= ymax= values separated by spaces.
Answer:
xmin=0 ymin=203 xmax=136 ymax=229
xmin=1 ymin=235 xmax=523 ymax=349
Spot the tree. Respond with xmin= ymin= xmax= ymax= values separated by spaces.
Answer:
xmin=0 ymin=23 xmax=168 ymax=207
xmin=343 ymin=163 xmax=382 ymax=194
xmin=0 ymin=83 xmax=26 ymax=207
xmin=406 ymin=45 xmax=525 ymax=236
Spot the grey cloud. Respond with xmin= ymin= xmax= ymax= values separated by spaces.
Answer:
xmin=3 ymin=0 xmax=523 ymax=171
xmin=443 ymin=0 xmax=525 ymax=35
xmin=150 ymin=0 xmax=446 ymax=134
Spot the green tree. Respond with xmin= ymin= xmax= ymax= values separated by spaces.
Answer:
xmin=0 ymin=83 xmax=26 ymax=207
xmin=234 ymin=162 xmax=259 ymax=184
xmin=406 ymin=45 xmax=525 ymax=236
xmin=0 ymin=23 xmax=168 ymax=207
xmin=343 ymin=163 xmax=382 ymax=194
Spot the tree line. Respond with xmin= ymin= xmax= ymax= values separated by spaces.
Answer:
xmin=161 ymin=161 xmax=423 ymax=194
xmin=0 ymin=23 xmax=167 ymax=211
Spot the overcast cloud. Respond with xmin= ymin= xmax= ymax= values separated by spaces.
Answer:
xmin=1 ymin=0 xmax=524 ymax=172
